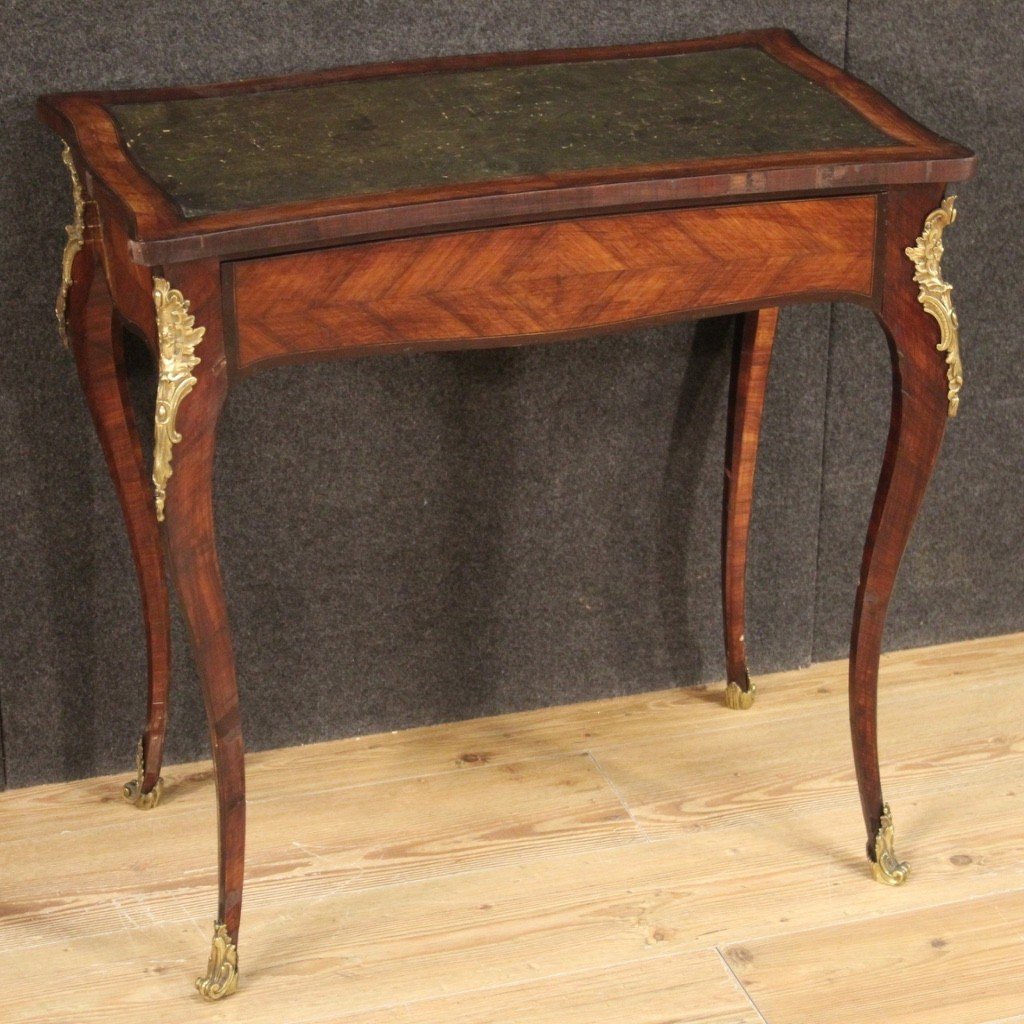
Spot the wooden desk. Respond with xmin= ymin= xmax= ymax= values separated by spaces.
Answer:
xmin=38 ymin=28 xmax=974 ymax=1000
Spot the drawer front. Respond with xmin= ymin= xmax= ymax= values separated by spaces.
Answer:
xmin=230 ymin=195 xmax=878 ymax=370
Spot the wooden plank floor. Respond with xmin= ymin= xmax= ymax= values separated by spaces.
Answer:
xmin=1 ymin=632 xmax=1022 ymax=1023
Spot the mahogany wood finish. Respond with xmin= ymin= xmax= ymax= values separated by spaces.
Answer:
xmin=723 ymin=307 xmax=780 ymax=697
xmin=230 ymin=197 xmax=875 ymax=371
xmin=159 ymin=261 xmax=246 ymax=945
xmin=851 ymin=183 xmax=951 ymax=857
xmin=36 ymin=29 xmax=972 ymax=266
xmin=36 ymin=28 xmax=975 ymax=997
xmin=93 ymin=204 xmax=159 ymax=343
xmin=66 ymin=207 xmax=170 ymax=798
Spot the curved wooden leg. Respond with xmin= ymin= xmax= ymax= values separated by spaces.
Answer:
xmin=722 ymin=307 xmax=779 ymax=709
xmin=66 ymin=223 xmax=171 ymax=807
xmin=850 ymin=186 xmax=957 ymax=884
xmin=154 ymin=263 xmax=244 ymax=998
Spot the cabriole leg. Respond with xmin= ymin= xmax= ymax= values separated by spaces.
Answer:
xmin=722 ymin=307 xmax=779 ymax=710
xmin=153 ymin=263 xmax=244 ymax=998
xmin=62 ymin=183 xmax=171 ymax=809
xmin=850 ymin=186 xmax=961 ymax=884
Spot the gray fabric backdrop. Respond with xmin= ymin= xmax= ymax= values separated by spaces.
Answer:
xmin=0 ymin=1 xmax=1020 ymax=789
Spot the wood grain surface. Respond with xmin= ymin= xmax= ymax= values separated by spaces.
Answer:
xmin=159 ymin=261 xmax=246 ymax=947
xmin=723 ymin=306 xmax=779 ymax=694
xmin=1 ymin=632 xmax=1021 ymax=1023
xmin=848 ymin=183 xmax=951 ymax=855
xmin=724 ymin=893 xmax=1024 ymax=1024
xmin=67 ymin=199 xmax=169 ymax=795
xmin=231 ymin=195 xmax=876 ymax=370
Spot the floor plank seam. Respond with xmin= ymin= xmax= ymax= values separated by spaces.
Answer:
xmin=712 ymin=882 xmax=1024 ymax=950
xmin=584 ymin=749 xmax=653 ymax=841
xmin=245 ymin=747 xmax=594 ymax=801
xmin=993 ymin=897 xmax=1024 ymax=944
xmin=0 ymin=751 xmax=615 ymax=848
xmin=13 ymin=876 xmax=1024 ymax=960
xmin=300 ymin=946 xmax=736 ymax=1024
xmin=9 ymin=813 xmax=1024 ymax=956
xmin=4 ymin=633 xmax=1019 ymax=815
xmin=714 ymin=945 xmax=770 ymax=1024
xmin=5 ymin=833 xmax=661 ymax=956
xmin=13 ymin=719 xmax=1017 ymax=853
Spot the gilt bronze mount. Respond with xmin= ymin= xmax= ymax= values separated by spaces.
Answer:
xmin=725 ymin=678 xmax=757 ymax=710
xmin=152 ymin=277 xmax=204 ymax=521
xmin=55 ymin=142 xmax=86 ymax=348
xmin=196 ymin=921 xmax=239 ymax=1000
xmin=906 ymin=196 xmax=963 ymax=416
xmin=121 ymin=737 xmax=163 ymax=810
xmin=871 ymin=803 xmax=910 ymax=886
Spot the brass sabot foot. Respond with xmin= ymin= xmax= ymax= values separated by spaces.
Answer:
xmin=725 ymin=676 xmax=756 ymax=710
xmin=196 ymin=922 xmax=239 ymax=1000
xmin=871 ymin=803 xmax=910 ymax=886
xmin=121 ymin=738 xmax=164 ymax=809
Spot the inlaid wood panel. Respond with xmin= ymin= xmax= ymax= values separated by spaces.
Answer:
xmin=230 ymin=195 xmax=878 ymax=370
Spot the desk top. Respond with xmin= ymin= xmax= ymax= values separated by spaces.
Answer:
xmin=39 ymin=29 xmax=973 ymax=265
xmin=109 ymin=48 xmax=894 ymax=220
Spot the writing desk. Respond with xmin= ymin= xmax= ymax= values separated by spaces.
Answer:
xmin=38 ymin=28 xmax=974 ymax=999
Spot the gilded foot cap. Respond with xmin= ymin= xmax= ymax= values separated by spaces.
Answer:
xmin=122 ymin=738 xmax=163 ymax=809
xmin=196 ymin=922 xmax=239 ymax=1000
xmin=871 ymin=803 xmax=910 ymax=886
xmin=121 ymin=775 xmax=163 ymax=809
xmin=725 ymin=679 xmax=756 ymax=710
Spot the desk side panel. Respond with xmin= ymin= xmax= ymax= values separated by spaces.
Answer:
xmin=230 ymin=196 xmax=878 ymax=371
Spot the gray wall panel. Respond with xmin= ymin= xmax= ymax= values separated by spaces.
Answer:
xmin=813 ymin=0 xmax=1024 ymax=659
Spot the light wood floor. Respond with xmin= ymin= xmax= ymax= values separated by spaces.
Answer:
xmin=2 ymin=633 xmax=1023 ymax=1023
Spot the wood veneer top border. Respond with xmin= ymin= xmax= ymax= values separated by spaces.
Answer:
xmin=37 ymin=29 xmax=975 ymax=265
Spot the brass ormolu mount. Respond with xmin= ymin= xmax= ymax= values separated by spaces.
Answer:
xmin=871 ymin=803 xmax=910 ymax=886
xmin=152 ymin=277 xmax=204 ymax=522
xmin=121 ymin=738 xmax=164 ymax=809
xmin=55 ymin=142 xmax=86 ymax=348
xmin=725 ymin=671 xmax=756 ymax=710
xmin=906 ymin=195 xmax=963 ymax=417
xmin=196 ymin=922 xmax=239 ymax=1000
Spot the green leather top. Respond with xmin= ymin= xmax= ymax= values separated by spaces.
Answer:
xmin=110 ymin=47 xmax=896 ymax=219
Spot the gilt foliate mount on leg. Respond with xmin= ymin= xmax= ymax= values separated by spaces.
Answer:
xmin=196 ymin=922 xmax=239 ymax=1000
xmin=871 ymin=803 xmax=910 ymax=886
xmin=905 ymin=195 xmax=963 ymax=417
xmin=122 ymin=737 xmax=164 ymax=809
xmin=55 ymin=142 xmax=86 ymax=348
xmin=152 ymin=277 xmax=204 ymax=521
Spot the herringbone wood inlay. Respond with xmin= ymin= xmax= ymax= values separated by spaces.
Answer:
xmin=231 ymin=195 xmax=877 ymax=369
